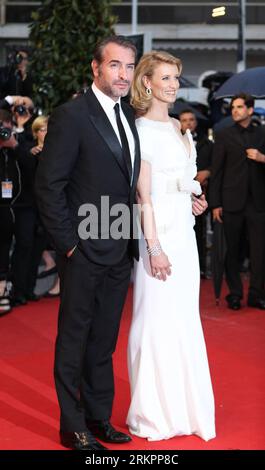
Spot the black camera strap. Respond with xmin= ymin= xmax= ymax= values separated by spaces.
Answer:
xmin=3 ymin=149 xmax=9 ymax=180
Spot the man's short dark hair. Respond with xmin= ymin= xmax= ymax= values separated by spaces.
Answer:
xmin=93 ymin=35 xmax=137 ymax=64
xmin=179 ymin=109 xmax=196 ymax=118
xmin=231 ymin=93 xmax=254 ymax=109
xmin=0 ymin=109 xmax=13 ymax=124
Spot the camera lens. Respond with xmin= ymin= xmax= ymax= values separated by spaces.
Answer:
xmin=14 ymin=105 xmax=27 ymax=116
xmin=15 ymin=53 xmax=24 ymax=65
xmin=0 ymin=127 xmax=12 ymax=141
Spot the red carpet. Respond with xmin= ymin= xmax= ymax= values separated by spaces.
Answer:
xmin=0 ymin=280 xmax=264 ymax=450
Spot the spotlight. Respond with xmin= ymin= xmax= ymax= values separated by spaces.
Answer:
xmin=212 ymin=6 xmax=226 ymax=17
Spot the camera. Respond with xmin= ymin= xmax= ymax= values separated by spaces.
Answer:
xmin=15 ymin=53 xmax=25 ymax=65
xmin=75 ymin=86 xmax=89 ymax=97
xmin=14 ymin=104 xmax=34 ymax=116
xmin=14 ymin=105 xmax=27 ymax=116
xmin=0 ymin=124 xmax=12 ymax=142
xmin=7 ymin=51 xmax=27 ymax=68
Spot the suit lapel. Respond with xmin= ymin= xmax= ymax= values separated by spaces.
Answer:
xmin=85 ymin=88 xmax=130 ymax=183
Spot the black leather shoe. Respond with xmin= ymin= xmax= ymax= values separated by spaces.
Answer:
xmin=87 ymin=420 xmax=132 ymax=444
xmin=11 ymin=295 xmax=28 ymax=307
xmin=26 ymin=292 xmax=41 ymax=302
xmin=226 ymin=294 xmax=241 ymax=310
xmin=60 ymin=431 xmax=108 ymax=450
xmin=247 ymin=297 xmax=265 ymax=310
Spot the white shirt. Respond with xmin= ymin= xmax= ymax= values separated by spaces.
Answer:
xmin=91 ymin=82 xmax=135 ymax=175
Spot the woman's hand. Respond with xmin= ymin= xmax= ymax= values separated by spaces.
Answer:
xmin=30 ymin=145 xmax=43 ymax=156
xmin=150 ymin=251 xmax=172 ymax=281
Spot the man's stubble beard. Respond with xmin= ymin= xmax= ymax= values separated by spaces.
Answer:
xmin=98 ymin=69 xmax=130 ymax=100
xmin=233 ymin=115 xmax=250 ymax=126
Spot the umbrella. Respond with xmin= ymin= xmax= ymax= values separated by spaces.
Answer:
xmin=202 ymin=71 xmax=233 ymax=90
xmin=211 ymin=221 xmax=227 ymax=305
xmin=254 ymin=106 xmax=265 ymax=116
xmin=214 ymin=67 xmax=265 ymax=99
xmin=170 ymin=100 xmax=208 ymax=121
xmin=179 ymin=76 xmax=197 ymax=88
xmin=213 ymin=115 xmax=233 ymax=133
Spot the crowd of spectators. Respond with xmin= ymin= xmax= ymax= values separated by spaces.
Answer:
xmin=0 ymin=50 xmax=265 ymax=315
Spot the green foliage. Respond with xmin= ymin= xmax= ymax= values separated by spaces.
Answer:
xmin=29 ymin=0 xmax=117 ymax=114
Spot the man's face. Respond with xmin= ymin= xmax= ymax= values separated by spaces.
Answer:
xmin=179 ymin=112 xmax=197 ymax=133
xmin=17 ymin=51 xmax=29 ymax=70
xmin=92 ymin=43 xmax=135 ymax=101
xmin=231 ymin=98 xmax=253 ymax=124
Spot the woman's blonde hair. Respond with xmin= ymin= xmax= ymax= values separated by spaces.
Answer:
xmin=32 ymin=115 xmax=48 ymax=139
xmin=130 ymin=51 xmax=182 ymax=116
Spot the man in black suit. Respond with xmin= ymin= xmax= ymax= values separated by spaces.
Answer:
xmin=35 ymin=36 xmax=141 ymax=450
xmin=209 ymin=93 xmax=265 ymax=310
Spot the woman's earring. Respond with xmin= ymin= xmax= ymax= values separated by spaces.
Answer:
xmin=146 ymin=87 xmax=152 ymax=96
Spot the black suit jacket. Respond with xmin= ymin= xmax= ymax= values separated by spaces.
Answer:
xmin=195 ymin=135 xmax=213 ymax=172
xmin=209 ymin=123 xmax=265 ymax=212
xmin=35 ymin=88 xmax=141 ymax=265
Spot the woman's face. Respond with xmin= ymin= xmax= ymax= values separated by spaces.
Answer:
xmin=36 ymin=125 xmax=47 ymax=144
xmin=144 ymin=62 xmax=180 ymax=105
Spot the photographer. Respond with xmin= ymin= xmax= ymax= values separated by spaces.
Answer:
xmin=0 ymin=110 xmax=19 ymax=315
xmin=12 ymin=96 xmax=35 ymax=141
xmin=0 ymin=50 xmax=33 ymax=99
xmin=8 ymin=97 xmax=41 ymax=306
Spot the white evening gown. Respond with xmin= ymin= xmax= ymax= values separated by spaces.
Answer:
xmin=127 ymin=118 xmax=216 ymax=442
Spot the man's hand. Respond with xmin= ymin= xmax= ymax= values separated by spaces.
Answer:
xmin=9 ymin=96 xmax=25 ymax=107
xmin=246 ymin=148 xmax=265 ymax=163
xmin=15 ymin=113 xmax=31 ymax=129
xmin=212 ymin=207 xmax=223 ymax=223
xmin=192 ymin=194 xmax=208 ymax=216
xmin=195 ymin=170 xmax=210 ymax=185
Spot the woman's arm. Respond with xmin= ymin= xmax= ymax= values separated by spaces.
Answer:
xmin=137 ymin=160 xmax=171 ymax=281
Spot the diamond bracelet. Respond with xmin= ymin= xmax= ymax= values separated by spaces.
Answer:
xmin=147 ymin=243 xmax=162 ymax=257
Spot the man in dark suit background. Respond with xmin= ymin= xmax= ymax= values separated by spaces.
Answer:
xmin=209 ymin=93 xmax=265 ymax=311
xmin=35 ymin=36 xmax=141 ymax=450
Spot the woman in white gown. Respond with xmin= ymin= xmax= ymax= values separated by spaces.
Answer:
xmin=127 ymin=51 xmax=216 ymax=442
